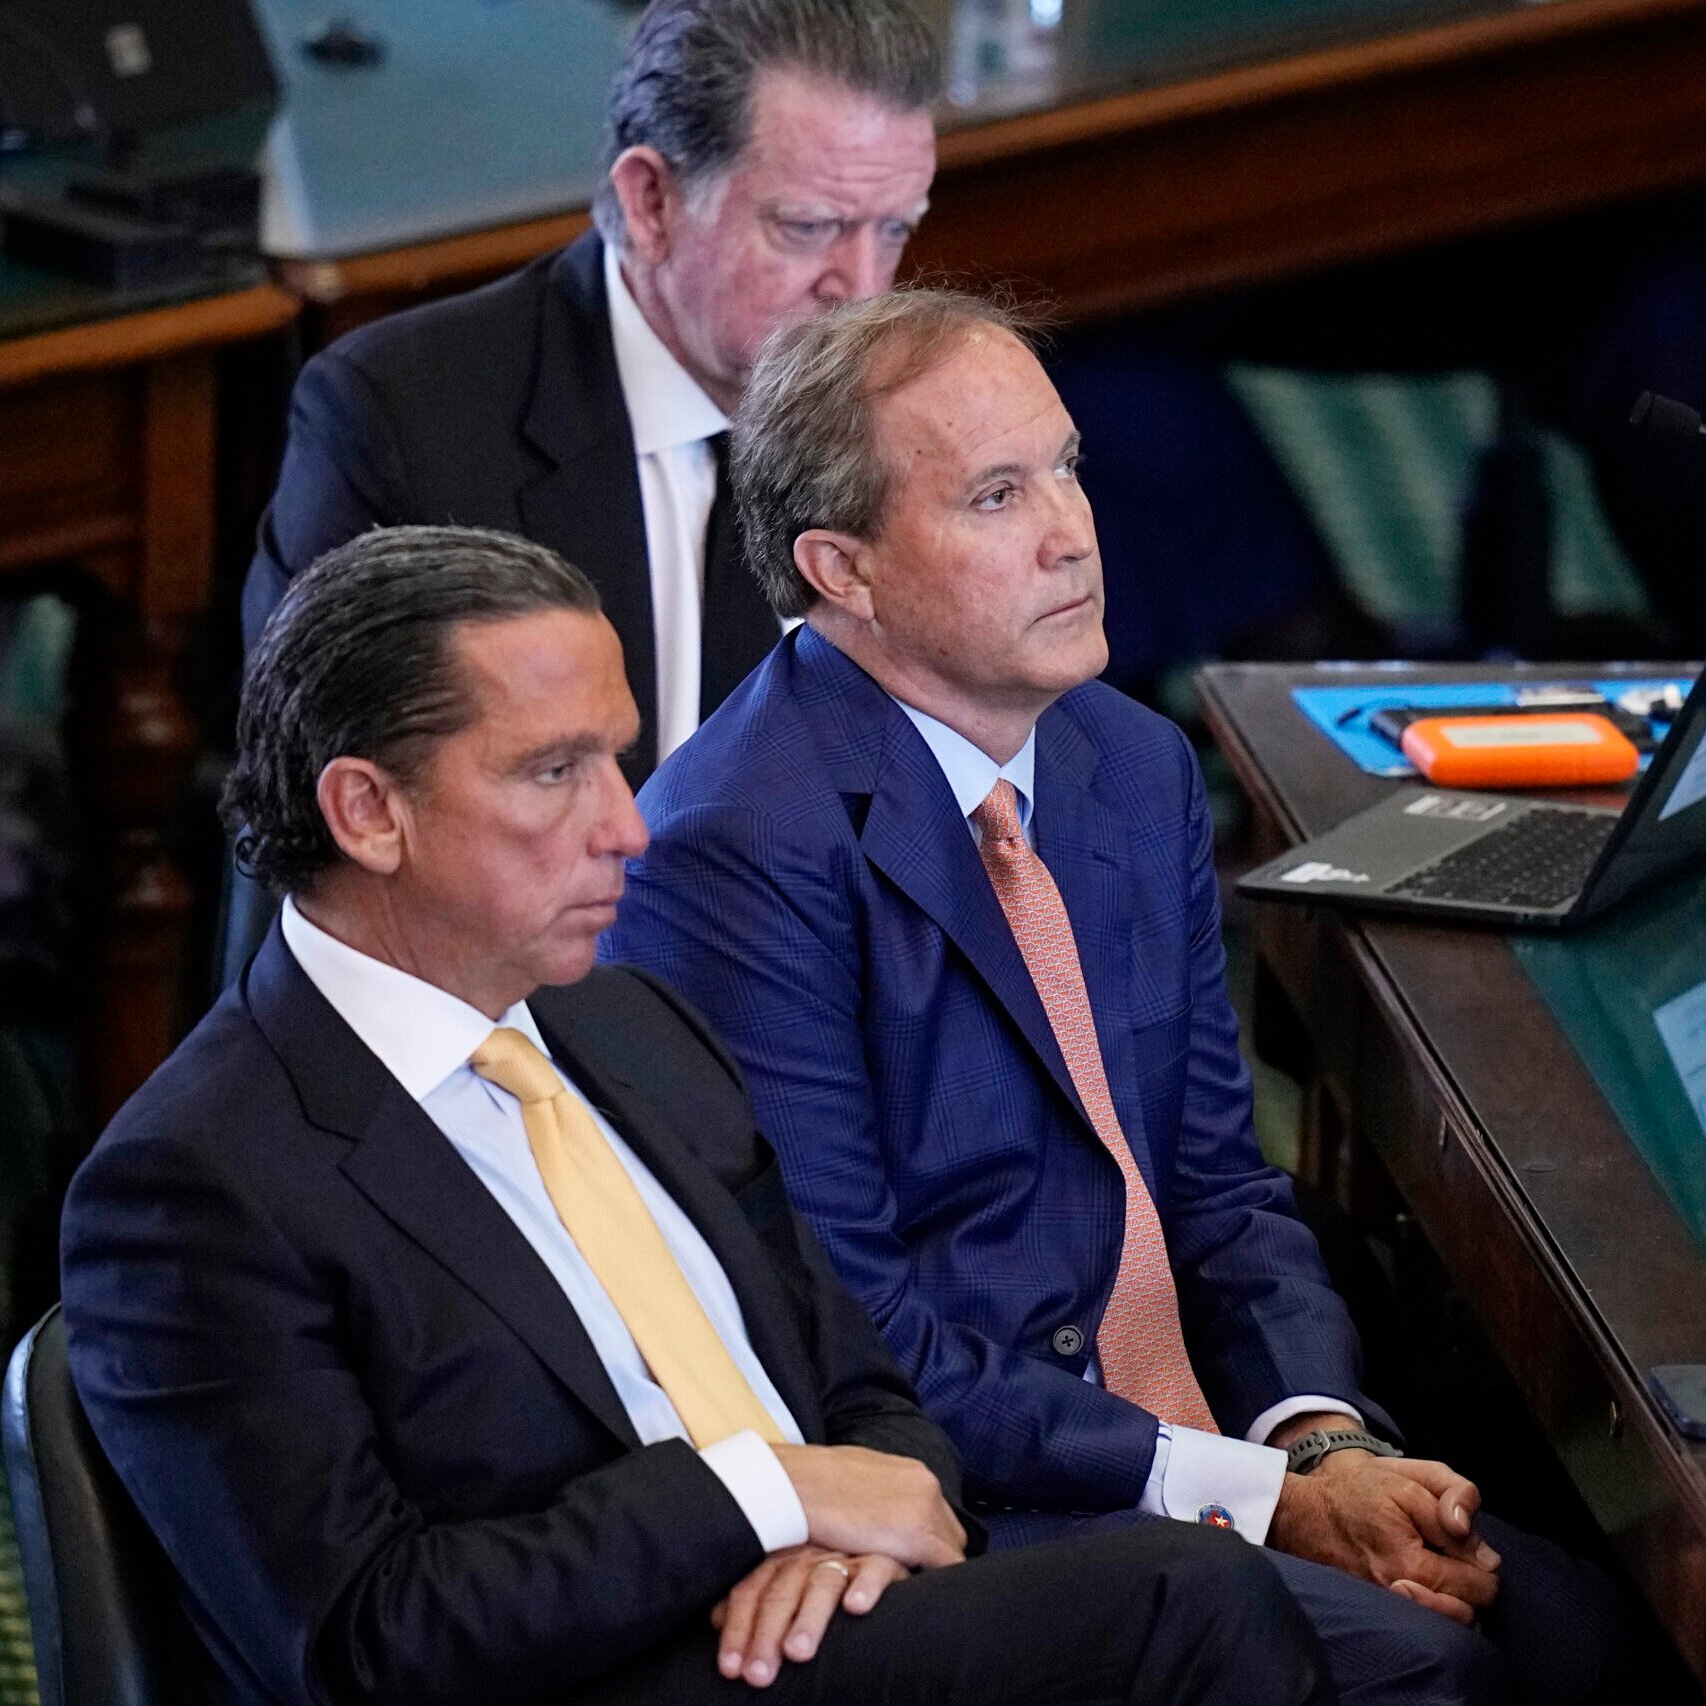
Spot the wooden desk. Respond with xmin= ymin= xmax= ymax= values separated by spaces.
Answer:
xmin=917 ymin=0 xmax=1706 ymax=318
xmin=0 ymin=280 xmax=298 ymax=1122
xmin=277 ymin=0 xmax=1706 ymax=338
xmin=1196 ymin=660 xmax=1706 ymax=1686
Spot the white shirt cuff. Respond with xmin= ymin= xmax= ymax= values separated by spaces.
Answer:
xmin=699 ymin=1431 xmax=809 ymax=1553
xmin=1144 ymin=1423 xmax=1288 ymax=1544
xmin=1245 ymin=1395 xmax=1364 ymax=1449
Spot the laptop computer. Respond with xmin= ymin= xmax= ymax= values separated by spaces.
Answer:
xmin=1237 ymin=669 xmax=1706 ymax=927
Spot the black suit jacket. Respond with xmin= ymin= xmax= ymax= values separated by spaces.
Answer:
xmin=243 ymin=231 xmax=775 ymax=781
xmin=60 ymin=927 xmax=965 ymax=1706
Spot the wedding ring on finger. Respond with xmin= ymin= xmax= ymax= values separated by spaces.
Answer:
xmin=811 ymin=1558 xmax=852 ymax=1583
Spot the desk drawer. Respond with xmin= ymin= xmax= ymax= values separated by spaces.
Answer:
xmin=0 ymin=374 xmax=139 ymax=567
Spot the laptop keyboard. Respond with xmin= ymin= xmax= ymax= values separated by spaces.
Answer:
xmin=1387 ymin=806 xmax=1617 ymax=910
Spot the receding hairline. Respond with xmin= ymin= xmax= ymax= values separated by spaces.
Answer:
xmin=445 ymin=602 xmax=625 ymax=703
xmin=424 ymin=606 xmax=638 ymax=769
xmin=673 ymin=61 xmax=937 ymax=212
xmin=857 ymin=319 xmax=1068 ymax=539
xmin=865 ymin=316 xmax=1031 ymax=403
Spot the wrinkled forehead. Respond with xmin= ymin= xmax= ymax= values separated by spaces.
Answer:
xmin=872 ymin=325 xmax=1056 ymax=477
xmin=451 ymin=610 xmax=637 ymax=742
xmin=724 ymin=68 xmax=936 ymax=198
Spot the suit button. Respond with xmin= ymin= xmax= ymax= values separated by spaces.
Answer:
xmin=1052 ymin=1325 xmax=1084 ymax=1357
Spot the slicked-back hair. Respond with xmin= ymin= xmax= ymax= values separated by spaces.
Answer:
xmin=593 ymin=0 xmax=941 ymax=244
xmin=221 ymin=526 xmax=600 ymax=894
xmin=733 ymin=287 xmax=1037 ymax=618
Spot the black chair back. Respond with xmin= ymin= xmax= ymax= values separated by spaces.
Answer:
xmin=2 ymin=1306 xmax=200 ymax=1706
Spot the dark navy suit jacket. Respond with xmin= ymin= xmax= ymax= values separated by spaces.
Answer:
xmin=606 ymin=626 xmax=1378 ymax=1514
xmin=60 ymin=927 xmax=964 ymax=1706
xmin=242 ymin=230 xmax=774 ymax=783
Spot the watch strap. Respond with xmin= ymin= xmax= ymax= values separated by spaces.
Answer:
xmin=1284 ymin=1427 xmax=1402 ymax=1476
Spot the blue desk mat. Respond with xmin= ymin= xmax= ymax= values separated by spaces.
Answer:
xmin=1293 ymin=679 xmax=1692 ymax=777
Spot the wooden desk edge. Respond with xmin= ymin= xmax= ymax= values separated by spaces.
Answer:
xmin=276 ymin=210 xmax=592 ymax=308
xmin=0 ymin=283 xmax=299 ymax=388
xmin=267 ymin=0 xmax=1706 ymax=315
xmin=935 ymin=0 xmax=1706 ymax=171
xmin=1195 ymin=663 xmax=1706 ymax=1677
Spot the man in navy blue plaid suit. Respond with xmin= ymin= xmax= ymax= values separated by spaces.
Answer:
xmin=605 ymin=289 xmax=1631 ymax=1705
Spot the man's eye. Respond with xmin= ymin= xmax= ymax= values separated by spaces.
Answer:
xmin=1058 ymin=453 xmax=1084 ymax=480
xmin=536 ymin=760 xmax=579 ymax=786
xmin=776 ymin=218 xmax=835 ymax=248
xmin=878 ymin=219 xmax=915 ymax=248
xmin=975 ymin=484 xmax=1015 ymax=511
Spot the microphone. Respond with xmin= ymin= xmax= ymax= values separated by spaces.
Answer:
xmin=1630 ymin=391 xmax=1706 ymax=447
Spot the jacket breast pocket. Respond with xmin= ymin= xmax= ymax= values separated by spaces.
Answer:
xmin=1127 ymin=1007 xmax=1189 ymax=1082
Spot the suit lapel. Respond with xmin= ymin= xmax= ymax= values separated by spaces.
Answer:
xmin=532 ymin=1003 xmax=827 ymax=1441
xmin=245 ymin=928 xmax=640 ymax=1448
xmin=1033 ymin=711 xmax=1151 ymax=1168
xmin=515 ymin=236 xmax=657 ymax=780
xmin=797 ymin=632 xmax=1090 ymax=1126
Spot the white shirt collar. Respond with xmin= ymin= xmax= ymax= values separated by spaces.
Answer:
xmin=280 ymin=896 xmax=549 ymax=1102
xmin=893 ymin=698 xmax=1038 ymax=829
xmin=603 ymin=242 xmax=728 ymax=457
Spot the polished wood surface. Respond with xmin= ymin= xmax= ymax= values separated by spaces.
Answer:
xmin=0 ymin=282 xmax=298 ymax=1121
xmin=1196 ymin=660 xmax=1706 ymax=1686
xmin=277 ymin=0 xmax=1706 ymax=332
xmin=0 ymin=285 xmax=294 ymax=386
xmin=278 ymin=211 xmax=591 ymax=348
xmin=920 ymin=0 xmax=1706 ymax=315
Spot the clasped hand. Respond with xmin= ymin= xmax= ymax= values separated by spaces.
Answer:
xmin=1269 ymin=1448 xmax=1501 ymax=1624
xmin=712 ymin=1444 xmax=966 ymax=1688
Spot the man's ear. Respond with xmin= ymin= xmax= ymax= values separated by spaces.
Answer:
xmin=794 ymin=530 xmax=876 ymax=622
xmin=607 ymin=146 xmax=678 ymax=268
xmin=316 ymin=758 xmax=409 ymax=876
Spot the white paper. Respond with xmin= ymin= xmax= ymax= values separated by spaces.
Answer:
xmin=1653 ymin=980 xmax=1706 ymax=1138
xmin=1659 ymin=739 xmax=1706 ymax=824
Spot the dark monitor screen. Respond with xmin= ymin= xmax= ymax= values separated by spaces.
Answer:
xmin=1582 ymin=670 xmax=1706 ymax=917
xmin=0 ymin=0 xmax=275 ymax=146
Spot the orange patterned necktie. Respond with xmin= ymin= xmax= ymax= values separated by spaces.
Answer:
xmin=972 ymin=780 xmax=1218 ymax=1433
xmin=470 ymin=1026 xmax=785 ymax=1449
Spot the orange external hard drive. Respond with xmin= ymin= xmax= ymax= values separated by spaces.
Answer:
xmin=1399 ymin=713 xmax=1641 ymax=788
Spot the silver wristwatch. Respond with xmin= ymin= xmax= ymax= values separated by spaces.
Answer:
xmin=1284 ymin=1427 xmax=1402 ymax=1476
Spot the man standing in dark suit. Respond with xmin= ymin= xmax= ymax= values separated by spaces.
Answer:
xmin=605 ymin=291 xmax=1631 ymax=1705
xmin=244 ymin=0 xmax=939 ymax=782
xmin=62 ymin=525 xmax=1333 ymax=1706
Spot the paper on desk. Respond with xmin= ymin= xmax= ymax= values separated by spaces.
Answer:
xmin=1653 ymin=982 xmax=1706 ymax=1141
xmin=1660 ymin=739 xmax=1706 ymax=823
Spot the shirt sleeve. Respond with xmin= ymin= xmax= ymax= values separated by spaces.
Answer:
xmin=1246 ymin=1394 xmax=1365 ymax=1450
xmin=1139 ymin=1394 xmax=1367 ymax=1544
xmin=700 ymin=1431 xmax=809 ymax=1553
xmin=1140 ymin=1422 xmax=1286 ymax=1543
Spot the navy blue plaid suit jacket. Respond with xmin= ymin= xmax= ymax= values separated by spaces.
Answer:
xmin=606 ymin=625 xmax=1375 ymax=1513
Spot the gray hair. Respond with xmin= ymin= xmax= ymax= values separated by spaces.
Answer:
xmin=593 ymin=0 xmax=941 ymax=245
xmin=732 ymin=288 xmax=1037 ymax=617
xmin=221 ymin=526 xmax=600 ymax=894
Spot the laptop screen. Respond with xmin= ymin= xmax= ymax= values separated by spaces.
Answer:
xmin=1583 ymin=670 xmax=1706 ymax=916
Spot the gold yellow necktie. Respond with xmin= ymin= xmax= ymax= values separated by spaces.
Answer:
xmin=470 ymin=1026 xmax=784 ymax=1448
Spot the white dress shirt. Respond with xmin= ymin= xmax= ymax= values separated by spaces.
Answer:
xmin=603 ymin=247 xmax=744 ymax=766
xmin=896 ymin=699 xmax=1362 ymax=1542
xmin=279 ymin=898 xmax=809 ymax=1553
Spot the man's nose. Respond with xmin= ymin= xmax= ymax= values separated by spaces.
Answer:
xmin=1042 ymin=476 xmax=1097 ymax=567
xmin=594 ymin=762 xmax=651 ymax=859
xmin=814 ymin=226 xmax=888 ymax=302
